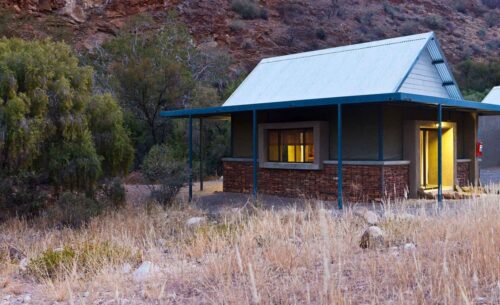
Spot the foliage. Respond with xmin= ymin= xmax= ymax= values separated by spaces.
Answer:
xmin=454 ymin=58 xmax=500 ymax=93
xmin=0 ymin=172 xmax=48 ymax=220
xmin=100 ymin=177 xmax=127 ymax=209
xmin=315 ymin=28 xmax=326 ymax=40
xmin=231 ymin=0 xmax=268 ymax=20
xmin=27 ymin=247 xmax=76 ymax=280
xmin=229 ymin=19 xmax=246 ymax=32
xmin=105 ymin=14 xmax=195 ymax=145
xmin=86 ymin=94 xmax=134 ymax=176
xmin=26 ymin=242 xmax=138 ymax=280
xmin=48 ymin=192 xmax=103 ymax=227
xmin=142 ymin=144 xmax=187 ymax=205
xmin=484 ymin=11 xmax=499 ymax=28
xmin=462 ymin=89 xmax=489 ymax=102
xmin=96 ymin=13 xmax=232 ymax=168
xmin=423 ymin=15 xmax=445 ymax=30
xmin=0 ymin=38 xmax=94 ymax=191
xmin=481 ymin=0 xmax=500 ymax=9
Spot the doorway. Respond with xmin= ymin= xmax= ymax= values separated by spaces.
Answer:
xmin=419 ymin=124 xmax=455 ymax=190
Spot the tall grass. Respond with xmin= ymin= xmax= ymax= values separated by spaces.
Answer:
xmin=0 ymin=196 xmax=499 ymax=304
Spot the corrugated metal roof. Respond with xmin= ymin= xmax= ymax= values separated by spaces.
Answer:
xmin=482 ymin=86 xmax=500 ymax=105
xmin=223 ymin=32 xmax=463 ymax=106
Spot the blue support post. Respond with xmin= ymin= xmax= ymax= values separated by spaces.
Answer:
xmin=437 ymin=103 xmax=443 ymax=205
xmin=188 ymin=115 xmax=193 ymax=202
xmin=337 ymin=104 xmax=343 ymax=210
xmin=199 ymin=118 xmax=203 ymax=191
xmin=252 ymin=109 xmax=258 ymax=199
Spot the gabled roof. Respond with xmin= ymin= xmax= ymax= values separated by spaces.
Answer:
xmin=223 ymin=32 xmax=462 ymax=106
xmin=482 ymin=86 xmax=500 ymax=105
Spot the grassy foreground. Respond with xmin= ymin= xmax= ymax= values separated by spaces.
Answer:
xmin=0 ymin=196 xmax=499 ymax=304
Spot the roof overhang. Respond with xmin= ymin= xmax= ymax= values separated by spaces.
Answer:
xmin=160 ymin=93 xmax=500 ymax=119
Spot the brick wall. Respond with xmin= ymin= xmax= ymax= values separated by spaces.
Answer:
xmin=223 ymin=161 xmax=409 ymax=202
xmin=457 ymin=161 xmax=470 ymax=186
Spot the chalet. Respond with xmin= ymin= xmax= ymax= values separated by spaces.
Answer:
xmin=161 ymin=32 xmax=500 ymax=208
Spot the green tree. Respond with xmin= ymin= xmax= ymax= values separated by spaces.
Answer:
xmin=105 ymin=13 xmax=195 ymax=145
xmin=86 ymin=94 xmax=134 ymax=176
xmin=0 ymin=38 xmax=132 ymax=207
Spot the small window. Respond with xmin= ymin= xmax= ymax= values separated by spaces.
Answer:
xmin=267 ymin=128 xmax=314 ymax=163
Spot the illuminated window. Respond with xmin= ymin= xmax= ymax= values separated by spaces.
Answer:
xmin=267 ymin=128 xmax=314 ymax=163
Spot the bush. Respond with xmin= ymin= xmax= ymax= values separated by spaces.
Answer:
xmin=48 ymin=192 xmax=103 ymax=227
xmin=231 ymin=0 xmax=267 ymax=20
xmin=485 ymin=12 xmax=499 ymax=28
xmin=101 ymin=177 xmax=126 ymax=209
xmin=383 ymin=1 xmax=399 ymax=18
xmin=26 ymin=242 xmax=138 ymax=280
xmin=0 ymin=173 xmax=48 ymax=220
xmin=454 ymin=0 xmax=467 ymax=13
xmin=423 ymin=15 xmax=445 ymax=30
xmin=400 ymin=21 xmax=419 ymax=35
xmin=315 ymin=28 xmax=326 ymax=40
xmin=229 ymin=19 xmax=245 ymax=32
xmin=482 ymin=0 xmax=499 ymax=9
xmin=142 ymin=144 xmax=187 ymax=205
xmin=477 ymin=29 xmax=486 ymax=39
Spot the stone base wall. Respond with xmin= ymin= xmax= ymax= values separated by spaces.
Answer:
xmin=223 ymin=161 xmax=409 ymax=202
xmin=457 ymin=161 xmax=471 ymax=186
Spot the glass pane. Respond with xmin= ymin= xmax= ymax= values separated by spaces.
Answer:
xmin=305 ymin=129 xmax=314 ymax=144
xmin=305 ymin=144 xmax=314 ymax=163
xmin=269 ymin=145 xmax=279 ymax=161
xmin=283 ymin=130 xmax=301 ymax=145
xmin=295 ymin=145 xmax=304 ymax=162
xmin=268 ymin=130 xmax=279 ymax=144
xmin=287 ymin=145 xmax=295 ymax=162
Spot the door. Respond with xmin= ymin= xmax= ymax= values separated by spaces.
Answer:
xmin=419 ymin=126 xmax=454 ymax=190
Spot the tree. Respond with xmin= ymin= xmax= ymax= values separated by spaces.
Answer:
xmin=86 ymin=94 xmax=134 ymax=176
xmin=105 ymin=13 xmax=195 ymax=145
xmin=101 ymin=12 xmax=233 ymax=167
xmin=0 ymin=38 xmax=132 ymax=206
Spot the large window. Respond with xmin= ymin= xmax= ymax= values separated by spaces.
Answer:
xmin=267 ymin=128 xmax=314 ymax=163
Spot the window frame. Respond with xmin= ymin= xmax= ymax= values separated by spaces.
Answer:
xmin=267 ymin=128 xmax=314 ymax=163
xmin=258 ymin=121 xmax=329 ymax=170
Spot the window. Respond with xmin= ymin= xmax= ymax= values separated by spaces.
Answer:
xmin=267 ymin=128 xmax=314 ymax=163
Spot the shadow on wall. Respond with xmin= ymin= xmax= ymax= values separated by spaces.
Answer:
xmin=479 ymin=116 xmax=500 ymax=168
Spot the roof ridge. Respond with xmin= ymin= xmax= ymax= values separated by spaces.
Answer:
xmin=261 ymin=33 xmax=432 ymax=64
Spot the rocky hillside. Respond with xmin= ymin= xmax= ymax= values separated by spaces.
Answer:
xmin=0 ymin=0 xmax=499 ymax=69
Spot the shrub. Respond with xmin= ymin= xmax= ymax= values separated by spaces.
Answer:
xmin=423 ymin=15 xmax=445 ymax=30
xmin=454 ymin=0 xmax=467 ymax=13
xmin=26 ymin=242 xmax=139 ymax=280
xmin=0 ymin=173 xmax=48 ymax=220
xmin=383 ymin=1 xmax=399 ymax=18
xmin=315 ymin=28 xmax=327 ymax=40
xmin=477 ymin=29 xmax=486 ymax=39
xmin=101 ymin=177 xmax=126 ymax=209
xmin=400 ymin=21 xmax=419 ymax=35
xmin=482 ymin=0 xmax=499 ymax=9
xmin=142 ymin=144 xmax=187 ymax=205
xmin=27 ymin=247 xmax=75 ymax=280
xmin=485 ymin=12 xmax=499 ymax=28
xmin=231 ymin=0 xmax=267 ymax=20
xmin=48 ymin=192 xmax=103 ymax=227
xmin=229 ymin=19 xmax=245 ymax=32
xmin=242 ymin=38 xmax=254 ymax=49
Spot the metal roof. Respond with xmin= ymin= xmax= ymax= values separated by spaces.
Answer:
xmin=161 ymin=93 xmax=500 ymax=118
xmin=482 ymin=86 xmax=500 ymax=105
xmin=223 ymin=32 xmax=462 ymax=106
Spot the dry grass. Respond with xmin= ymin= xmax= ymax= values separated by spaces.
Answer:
xmin=0 ymin=195 xmax=499 ymax=304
